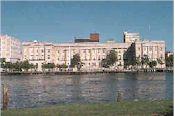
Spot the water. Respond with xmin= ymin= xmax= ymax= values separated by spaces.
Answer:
xmin=1 ymin=72 xmax=173 ymax=109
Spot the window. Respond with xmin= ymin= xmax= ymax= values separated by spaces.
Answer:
xmin=98 ymin=49 xmax=100 ymax=53
xmin=138 ymin=47 xmax=140 ymax=51
xmin=58 ymin=58 xmax=59 ymax=60
xmin=88 ymin=50 xmax=91 ymax=53
xmin=160 ymin=47 xmax=163 ymax=51
xmin=48 ymin=49 xmax=50 ymax=53
xmin=58 ymin=50 xmax=59 ymax=53
xmin=103 ymin=48 xmax=105 ymax=53
xmin=73 ymin=49 xmax=75 ymax=53
xmin=41 ymin=49 xmax=44 ymax=53
xmin=48 ymin=55 xmax=50 ymax=59
xmin=118 ymin=55 xmax=121 ymax=60
xmin=149 ymin=47 xmax=152 ymax=51
xmin=155 ymin=47 xmax=157 ymax=51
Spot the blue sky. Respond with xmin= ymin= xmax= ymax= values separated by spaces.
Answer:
xmin=1 ymin=1 xmax=173 ymax=51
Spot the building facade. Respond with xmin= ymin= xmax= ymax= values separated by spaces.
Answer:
xmin=22 ymin=32 xmax=166 ymax=71
xmin=22 ymin=41 xmax=132 ymax=71
xmin=123 ymin=32 xmax=141 ymax=43
xmin=134 ymin=41 xmax=166 ymax=68
xmin=1 ymin=32 xmax=165 ymax=71
xmin=0 ymin=35 xmax=22 ymax=62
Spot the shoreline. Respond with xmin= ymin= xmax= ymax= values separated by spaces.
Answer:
xmin=1 ymin=69 xmax=173 ymax=76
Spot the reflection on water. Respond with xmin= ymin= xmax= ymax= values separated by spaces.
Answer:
xmin=1 ymin=72 xmax=173 ymax=108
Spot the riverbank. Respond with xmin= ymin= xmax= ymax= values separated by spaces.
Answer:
xmin=2 ymin=100 xmax=173 ymax=116
xmin=1 ymin=68 xmax=173 ymax=75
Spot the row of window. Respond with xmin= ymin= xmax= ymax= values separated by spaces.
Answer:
xmin=138 ymin=47 xmax=163 ymax=51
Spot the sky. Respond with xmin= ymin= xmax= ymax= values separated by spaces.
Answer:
xmin=1 ymin=1 xmax=173 ymax=51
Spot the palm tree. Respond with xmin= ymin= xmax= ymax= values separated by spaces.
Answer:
xmin=141 ymin=55 xmax=149 ymax=69
xmin=148 ymin=60 xmax=157 ymax=69
xmin=135 ymin=57 xmax=141 ymax=69
xmin=157 ymin=58 xmax=164 ymax=69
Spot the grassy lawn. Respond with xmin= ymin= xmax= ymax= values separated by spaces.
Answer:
xmin=2 ymin=100 xmax=173 ymax=116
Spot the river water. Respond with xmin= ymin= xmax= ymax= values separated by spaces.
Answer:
xmin=1 ymin=72 xmax=173 ymax=108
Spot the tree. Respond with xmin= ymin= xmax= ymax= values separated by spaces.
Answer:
xmin=61 ymin=64 xmax=68 ymax=69
xmin=141 ymin=55 xmax=149 ymax=69
xmin=135 ymin=57 xmax=141 ymax=69
xmin=101 ymin=59 xmax=109 ymax=68
xmin=70 ymin=54 xmax=84 ymax=71
xmin=13 ymin=61 xmax=22 ymax=72
xmin=56 ymin=64 xmax=68 ymax=71
xmin=165 ymin=55 xmax=173 ymax=67
xmin=148 ymin=61 xmax=157 ymax=68
xmin=0 ymin=58 xmax=6 ymax=69
xmin=42 ymin=63 xmax=46 ymax=71
xmin=157 ymin=58 xmax=164 ymax=68
xmin=21 ymin=60 xmax=31 ymax=72
xmin=70 ymin=54 xmax=81 ymax=68
xmin=4 ymin=62 xmax=13 ymax=72
xmin=101 ymin=50 xmax=117 ymax=68
xmin=42 ymin=63 xmax=55 ymax=72
xmin=30 ymin=63 xmax=37 ymax=71
xmin=124 ymin=58 xmax=136 ymax=69
xmin=48 ymin=63 xmax=55 ymax=70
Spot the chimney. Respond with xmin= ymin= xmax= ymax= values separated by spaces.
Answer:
xmin=90 ymin=33 xmax=99 ymax=42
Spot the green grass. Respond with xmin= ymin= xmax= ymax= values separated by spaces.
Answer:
xmin=2 ymin=100 xmax=173 ymax=116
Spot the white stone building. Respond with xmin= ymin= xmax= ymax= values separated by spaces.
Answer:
xmin=0 ymin=35 xmax=22 ymax=62
xmin=22 ymin=41 xmax=131 ymax=71
xmin=21 ymin=32 xmax=166 ymax=71
xmin=134 ymin=40 xmax=166 ymax=68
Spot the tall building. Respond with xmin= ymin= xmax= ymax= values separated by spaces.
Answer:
xmin=0 ymin=35 xmax=22 ymax=62
xmin=123 ymin=32 xmax=140 ymax=43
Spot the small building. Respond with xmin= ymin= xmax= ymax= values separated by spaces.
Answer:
xmin=123 ymin=32 xmax=141 ymax=43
